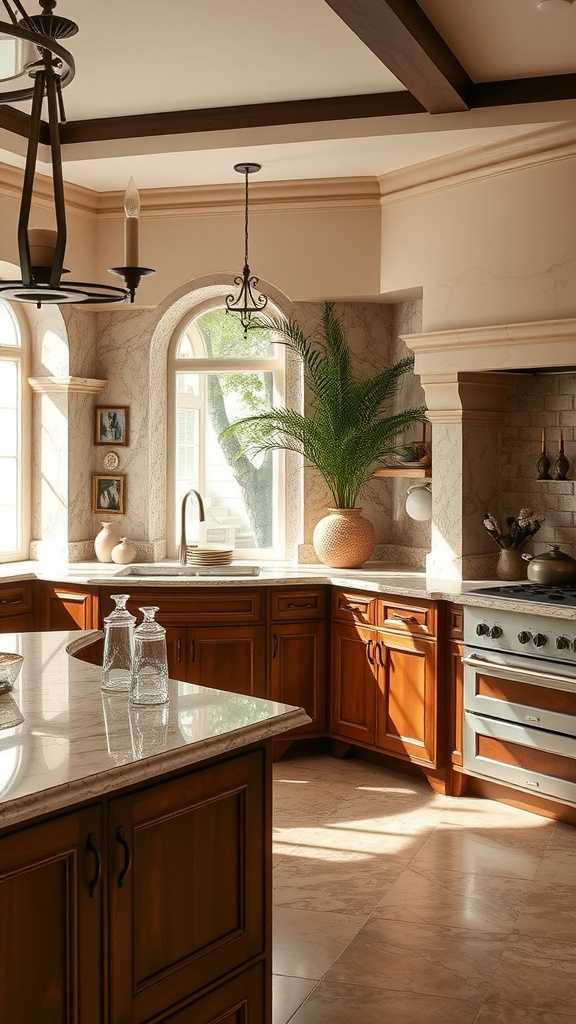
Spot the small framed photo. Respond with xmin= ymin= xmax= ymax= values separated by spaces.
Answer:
xmin=94 ymin=406 xmax=129 ymax=446
xmin=92 ymin=474 xmax=126 ymax=515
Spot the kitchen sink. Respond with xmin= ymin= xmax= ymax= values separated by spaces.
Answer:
xmin=115 ymin=564 xmax=262 ymax=578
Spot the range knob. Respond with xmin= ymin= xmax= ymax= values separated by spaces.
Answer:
xmin=518 ymin=631 xmax=532 ymax=645
xmin=556 ymin=636 xmax=570 ymax=651
xmin=533 ymin=633 xmax=548 ymax=648
xmin=476 ymin=623 xmax=490 ymax=637
xmin=489 ymin=625 xmax=503 ymax=639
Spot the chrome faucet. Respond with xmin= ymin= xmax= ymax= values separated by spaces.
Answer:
xmin=179 ymin=489 xmax=206 ymax=564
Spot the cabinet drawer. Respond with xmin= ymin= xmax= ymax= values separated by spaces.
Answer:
xmin=464 ymin=711 xmax=576 ymax=807
xmin=119 ymin=589 xmax=263 ymax=625
xmin=0 ymin=612 xmax=34 ymax=633
xmin=377 ymin=598 xmax=437 ymax=637
xmin=447 ymin=604 xmax=464 ymax=641
xmin=464 ymin=656 xmax=576 ymax=739
xmin=332 ymin=588 xmax=376 ymax=626
xmin=271 ymin=588 xmax=327 ymax=621
xmin=161 ymin=962 xmax=264 ymax=1023
xmin=0 ymin=582 xmax=32 ymax=619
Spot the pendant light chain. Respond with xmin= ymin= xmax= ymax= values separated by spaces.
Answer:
xmin=225 ymin=161 xmax=269 ymax=336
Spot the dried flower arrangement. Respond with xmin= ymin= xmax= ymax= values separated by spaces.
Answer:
xmin=482 ymin=509 xmax=544 ymax=550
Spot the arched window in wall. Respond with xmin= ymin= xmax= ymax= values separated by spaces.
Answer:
xmin=0 ymin=302 xmax=29 ymax=561
xmin=169 ymin=303 xmax=285 ymax=558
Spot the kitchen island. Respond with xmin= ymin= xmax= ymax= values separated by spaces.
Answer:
xmin=0 ymin=630 xmax=308 ymax=1023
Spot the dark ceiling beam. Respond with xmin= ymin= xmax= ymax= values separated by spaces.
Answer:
xmin=0 ymin=104 xmax=49 ymax=143
xmin=472 ymin=73 xmax=576 ymax=109
xmin=323 ymin=0 xmax=472 ymax=114
xmin=60 ymin=91 xmax=424 ymax=144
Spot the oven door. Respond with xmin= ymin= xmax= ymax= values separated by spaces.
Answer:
xmin=463 ymin=648 xmax=576 ymax=805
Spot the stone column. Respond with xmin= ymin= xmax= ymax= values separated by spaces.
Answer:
xmin=422 ymin=372 xmax=511 ymax=580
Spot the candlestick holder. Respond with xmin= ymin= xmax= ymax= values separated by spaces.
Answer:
xmin=552 ymin=434 xmax=570 ymax=480
xmin=109 ymin=266 xmax=155 ymax=303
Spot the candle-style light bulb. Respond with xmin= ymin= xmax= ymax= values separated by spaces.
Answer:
xmin=123 ymin=177 xmax=140 ymax=266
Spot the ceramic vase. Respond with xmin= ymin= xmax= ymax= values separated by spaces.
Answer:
xmin=313 ymin=508 xmax=376 ymax=568
xmin=94 ymin=522 xmax=119 ymax=563
xmin=111 ymin=538 xmax=137 ymax=565
xmin=496 ymin=547 xmax=526 ymax=581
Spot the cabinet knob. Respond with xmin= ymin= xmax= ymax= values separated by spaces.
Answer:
xmin=476 ymin=623 xmax=490 ymax=636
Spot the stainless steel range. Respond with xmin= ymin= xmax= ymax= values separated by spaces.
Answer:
xmin=463 ymin=587 xmax=576 ymax=806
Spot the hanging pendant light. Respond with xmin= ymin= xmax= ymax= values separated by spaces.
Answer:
xmin=226 ymin=162 xmax=268 ymax=336
xmin=0 ymin=0 xmax=154 ymax=306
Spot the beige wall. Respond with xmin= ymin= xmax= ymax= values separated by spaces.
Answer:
xmin=380 ymin=155 xmax=576 ymax=332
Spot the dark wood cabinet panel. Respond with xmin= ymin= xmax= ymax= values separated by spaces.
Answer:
xmin=39 ymin=584 xmax=99 ymax=631
xmin=270 ymin=620 xmax=326 ymax=734
xmin=0 ymin=582 xmax=33 ymax=620
xmin=331 ymin=621 xmax=377 ymax=745
xmin=117 ymin=589 xmax=263 ymax=625
xmin=376 ymin=632 xmax=438 ymax=767
xmin=0 ymin=806 xmax=102 ymax=1023
xmin=109 ymin=751 xmax=265 ymax=1024
xmin=160 ymin=963 xmax=265 ymax=1023
xmin=189 ymin=625 xmax=266 ymax=697
xmin=0 ymin=611 xmax=34 ymax=632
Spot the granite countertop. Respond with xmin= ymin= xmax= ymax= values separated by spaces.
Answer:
xmin=2 ymin=560 xmax=576 ymax=620
xmin=0 ymin=630 xmax=308 ymax=829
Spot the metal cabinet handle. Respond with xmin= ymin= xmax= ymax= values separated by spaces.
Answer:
xmin=177 ymin=637 xmax=183 ymax=663
xmin=366 ymin=639 xmax=374 ymax=664
xmin=387 ymin=615 xmax=418 ymax=625
xmin=190 ymin=638 xmax=196 ymax=662
xmin=115 ymin=826 xmax=132 ymax=888
xmin=377 ymin=640 xmax=385 ymax=668
xmin=343 ymin=602 xmax=366 ymax=613
xmin=287 ymin=601 xmax=314 ymax=609
xmin=272 ymin=633 xmax=279 ymax=659
xmin=0 ymin=597 xmax=22 ymax=605
xmin=86 ymin=833 xmax=101 ymax=898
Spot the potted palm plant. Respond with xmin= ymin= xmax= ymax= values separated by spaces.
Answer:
xmin=222 ymin=303 xmax=426 ymax=567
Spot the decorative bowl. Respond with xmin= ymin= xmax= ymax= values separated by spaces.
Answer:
xmin=0 ymin=652 xmax=24 ymax=694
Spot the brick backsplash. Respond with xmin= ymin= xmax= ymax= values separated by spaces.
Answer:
xmin=500 ymin=373 xmax=576 ymax=556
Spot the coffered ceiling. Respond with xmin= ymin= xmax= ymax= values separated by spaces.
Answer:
xmin=1 ymin=0 xmax=575 ymax=190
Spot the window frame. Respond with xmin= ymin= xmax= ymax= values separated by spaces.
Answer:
xmin=0 ymin=302 xmax=30 ymax=563
xmin=167 ymin=298 xmax=286 ymax=561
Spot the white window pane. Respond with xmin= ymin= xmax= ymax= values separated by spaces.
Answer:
xmin=0 ymin=361 xmax=17 ymax=407
xmin=0 ymin=457 xmax=17 ymax=496
xmin=176 ymin=371 xmax=200 ymax=397
xmin=176 ymin=333 xmax=194 ymax=358
xmin=0 ymin=303 xmax=19 ymax=348
xmin=195 ymin=308 xmax=274 ymax=359
xmin=0 ymin=502 xmax=17 ymax=552
xmin=0 ymin=408 xmax=17 ymax=457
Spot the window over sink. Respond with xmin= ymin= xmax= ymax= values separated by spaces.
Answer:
xmin=168 ymin=302 xmax=286 ymax=559
xmin=0 ymin=301 xmax=29 ymax=562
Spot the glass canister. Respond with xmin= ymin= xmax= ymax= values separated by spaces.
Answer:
xmin=130 ymin=606 xmax=169 ymax=705
xmin=102 ymin=593 xmax=135 ymax=693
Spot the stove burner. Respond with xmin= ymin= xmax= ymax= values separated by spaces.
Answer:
xmin=469 ymin=583 xmax=576 ymax=606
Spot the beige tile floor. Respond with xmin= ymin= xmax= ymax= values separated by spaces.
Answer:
xmin=272 ymin=755 xmax=576 ymax=1024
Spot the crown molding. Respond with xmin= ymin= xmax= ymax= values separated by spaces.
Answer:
xmin=379 ymin=123 xmax=576 ymax=203
xmin=28 ymin=376 xmax=107 ymax=395
xmin=0 ymin=160 xmax=99 ymax=216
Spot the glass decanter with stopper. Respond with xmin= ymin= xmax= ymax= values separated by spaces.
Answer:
xmin=101 ymin=593 xmax=135 ymax=693
xmin=130 ymin=606 xmax=169 ymax=705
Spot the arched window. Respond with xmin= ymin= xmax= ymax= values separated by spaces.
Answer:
xmin=168 ymin=304 xmax=285 ymax=558
xmin=0 ymin=302 xmax=29 ymax=561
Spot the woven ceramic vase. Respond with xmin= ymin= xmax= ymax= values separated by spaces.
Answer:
xmin=313 ymin=508 xmax=376 ymax=568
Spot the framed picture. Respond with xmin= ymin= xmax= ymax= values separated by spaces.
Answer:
xmin=94 ymin=406 xmax=129 ymax=446
xmin=92 ymin=474 xmax=126 ymax=515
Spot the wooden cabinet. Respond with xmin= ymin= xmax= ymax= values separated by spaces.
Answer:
xmin=0 ymin=581 xmax=34 ymax=632
xmin=188 ymin=625 xmax=266 ymax=697
xmin=376 ymin=632 xmax=438 ymax=767
xmin=158 ymin=964 xmax=264 ymax=1023
xmin=331 ymin=588 xmax=377 ymax=627
xmin=331 ymin=621 xmax=377 ymax=745
xmin=109 ymin=751 xmax=265 ymax=1023
xmin=449 ymin=640 xmax=464 ymax=768
xmin=39 ymin=583 xmax=99 ymax=631
xmin=270 ymin=587 xmax=327 ymax=621
xmin=270 ymin=620 xmax=326 ymax=734
xmin=0 ymin=805 xmax=103 ymax=1023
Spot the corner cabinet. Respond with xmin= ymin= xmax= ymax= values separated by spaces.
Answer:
xmin=0 ymin=748 xmax=269 ymax=1024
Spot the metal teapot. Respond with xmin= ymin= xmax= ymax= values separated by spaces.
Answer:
xmin=523 ymin=544 xmax=576 ymax=585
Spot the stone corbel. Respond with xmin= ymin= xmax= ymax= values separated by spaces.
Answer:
xmin=28 ymin=376 xmax=107 ymax=395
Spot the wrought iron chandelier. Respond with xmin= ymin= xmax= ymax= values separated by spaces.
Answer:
xmin=0 ymin=0 xmax=154 ymax=306
xmin=226 ymin=162 xmax=268 ymax=335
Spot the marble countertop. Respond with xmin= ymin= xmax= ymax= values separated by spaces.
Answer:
xmin=2 ymin=559 xmax=576 ymax=619
xmin=0 ymin=630 xmax=308 ymax=829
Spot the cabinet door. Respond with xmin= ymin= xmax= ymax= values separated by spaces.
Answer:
xmin=331 ymin=622 xmax=377 ymax=745
xmin=270 ymin=620 xmax=326 ymax=734
xmin=0 ymin=806 xmax=102 ymax=1023
xmin=109 ymin=751 xmax=266 ymax=1024
xmin=40 ymin=584 xmax=99 ymax=630
xmin=376 ymin=632 xmax=437 ymax=767
xmin=189 ymin=625 xmax=266 ymax=697
xmin=157 ymin=963 xmax=264 ymax=1023
xmin=166 ymin=626 xmax=188 ymax=681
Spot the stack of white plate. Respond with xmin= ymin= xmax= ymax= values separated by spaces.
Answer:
xmin=184 ymin=545 xmax=234 ymax=567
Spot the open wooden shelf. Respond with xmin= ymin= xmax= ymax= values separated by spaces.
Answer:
xmin=372 ymin=466 xmax=431 ymax=479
